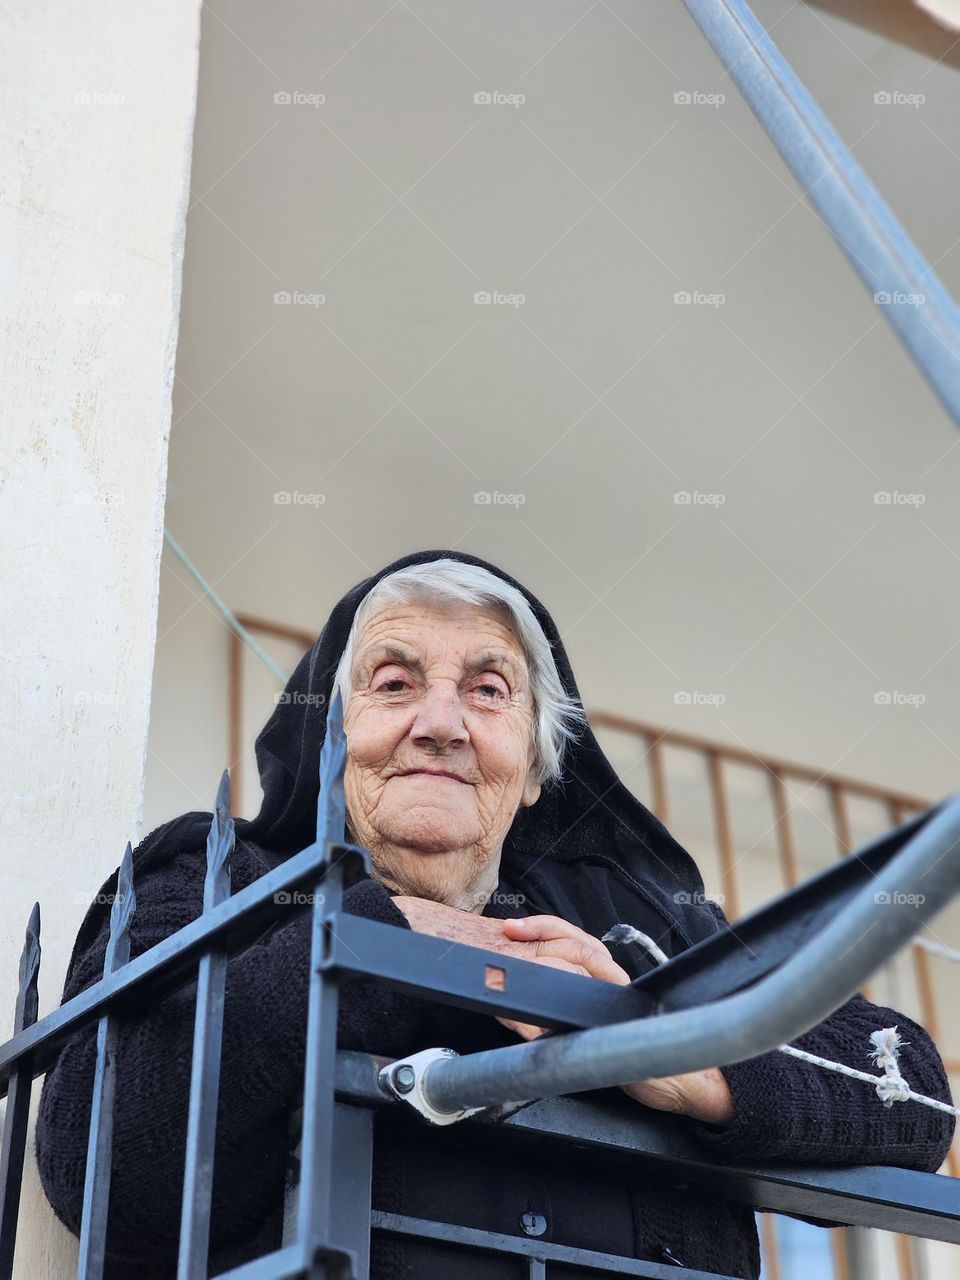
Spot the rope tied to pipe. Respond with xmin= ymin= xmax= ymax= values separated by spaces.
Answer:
xmin=602 ymin=924 xmax=960 ymax=1119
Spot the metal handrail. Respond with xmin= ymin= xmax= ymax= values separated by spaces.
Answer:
xmin=2 ymin=694 xmax=959 ymax=1280
xmin=382 ymin=795 xmax=960 ymax=1115
xmin=682 ymin=0 xmax=960 ymax=424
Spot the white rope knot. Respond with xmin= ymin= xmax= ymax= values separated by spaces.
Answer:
xmin=604 ymin=921 xmax=960 ymax=1119
xmin=869 ymin=1027 xmax=912 ymax=1108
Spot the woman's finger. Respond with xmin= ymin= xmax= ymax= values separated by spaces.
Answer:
xmin=501 ymin=915 xmax=585 ymax=942
xmin=495 ymin=1015 xmax=548 ymax=1041
xmin=533 ymin=938 xmax=630 ymax=984
xmin=501 ymin=917 xmax=630 ymax=985
xmin=494 ymin=955 xmax=591 ymax=1040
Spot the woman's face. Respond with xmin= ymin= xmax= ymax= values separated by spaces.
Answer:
xmin=342 ymin=600 xmax=541 ymax=903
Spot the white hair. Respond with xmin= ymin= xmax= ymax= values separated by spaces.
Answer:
xmin=330 ymin=558 xmax=588 ymax=786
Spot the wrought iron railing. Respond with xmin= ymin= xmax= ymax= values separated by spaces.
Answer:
xmin=2 ymin=688 xmax=960 ymax=1280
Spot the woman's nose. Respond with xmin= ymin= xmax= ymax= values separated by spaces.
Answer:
xmin=410 ymin=682 xmax=469 ymax=749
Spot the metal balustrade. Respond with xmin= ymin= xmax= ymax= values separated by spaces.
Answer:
xmin=2 ymin=689 xmax=959 ymax=1279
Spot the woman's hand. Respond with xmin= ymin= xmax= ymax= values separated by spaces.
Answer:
xmin=500 ymin=915 xmax=735 ymax=1126
xmin=390 ymin=899 xmax=735 ymax=1124
xmin=620 ymin=1067 xmax=735 ymax=1125
xmin=391 ymin=898 xmax=624 ymax=974
xmin=390 ymin=899 xmax=628 ymax=1041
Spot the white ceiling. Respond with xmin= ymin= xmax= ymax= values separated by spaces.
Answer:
xmin=151 ymin=0 xmax=960 ymax=832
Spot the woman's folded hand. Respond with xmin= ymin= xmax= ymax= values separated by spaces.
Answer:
xmin=390 ymin=898 xmax=734 ymax=1125
xmin=499 ymin=915 xmax=735 ymax=1126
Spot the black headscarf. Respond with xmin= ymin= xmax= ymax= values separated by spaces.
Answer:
xmin=77 ymin=549 xmax=721 ymax=962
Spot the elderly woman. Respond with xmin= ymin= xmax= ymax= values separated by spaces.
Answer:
xmin=37 ymin=550 xmax=955 ymax=1279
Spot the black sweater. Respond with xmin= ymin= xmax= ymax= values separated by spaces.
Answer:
xmin=35 ymin=838 xmax=956 ymax=1279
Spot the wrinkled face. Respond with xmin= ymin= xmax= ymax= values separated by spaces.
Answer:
xmin=342 ymin=601 xmax=541 ymax=880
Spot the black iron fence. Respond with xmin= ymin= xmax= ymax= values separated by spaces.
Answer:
xmin=2 ymin=693 xmax=960 ymax=1280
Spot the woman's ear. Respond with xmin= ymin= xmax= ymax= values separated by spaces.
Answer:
xmin=520 ymin=761 xmax=541 ymax=809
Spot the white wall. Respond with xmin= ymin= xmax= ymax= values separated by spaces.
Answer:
xmin=0 ymin=3 xmax=202 ymax=1275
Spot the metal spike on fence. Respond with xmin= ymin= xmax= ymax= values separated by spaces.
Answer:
xmin=105 ymin=843 xmax=136 ymax=973
xmin=16 ymin=905 xmax=41 ymax=1032
xmin=0 ymin=905 xmax=42 ymax=1280
xmin=297 ymin=686 xmax=354 ymax=1274
xmin=316 ymin=688 xmax=347 ymax=851
xmin=78 ymin=844 xmax=136 ymax=1280
xmin=178 ymin=770 xmax=234 ymax=1280
xmin=203 ymin=768 xmax=234 ymax=911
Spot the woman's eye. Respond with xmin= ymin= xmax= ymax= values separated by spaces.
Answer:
xmin=475 ymin=682 xmax=507 ymax=701
xmin=377 ymin=678 xmax=408 ymax=693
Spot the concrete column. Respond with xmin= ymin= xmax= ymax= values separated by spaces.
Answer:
xmin=0 ymin=3 xmax=202 ymax=1273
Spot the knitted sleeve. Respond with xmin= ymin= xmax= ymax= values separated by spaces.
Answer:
xmin=34 ymin=845 xmax=435 ymax=1270
xmin=679 ymin=904 xmax=956 ymax=1177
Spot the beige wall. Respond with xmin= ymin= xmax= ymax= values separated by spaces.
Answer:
xmin=0 ymin=3 xmax=202 ymax=1275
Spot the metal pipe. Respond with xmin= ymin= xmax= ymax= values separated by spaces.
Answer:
xmin=681 ymin=0 xmax=960 ymax=425
xmin=163 ymin=529 xmax=289 ymax=684
xmin=420 ymin=795 xmax=960 ymax=1114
